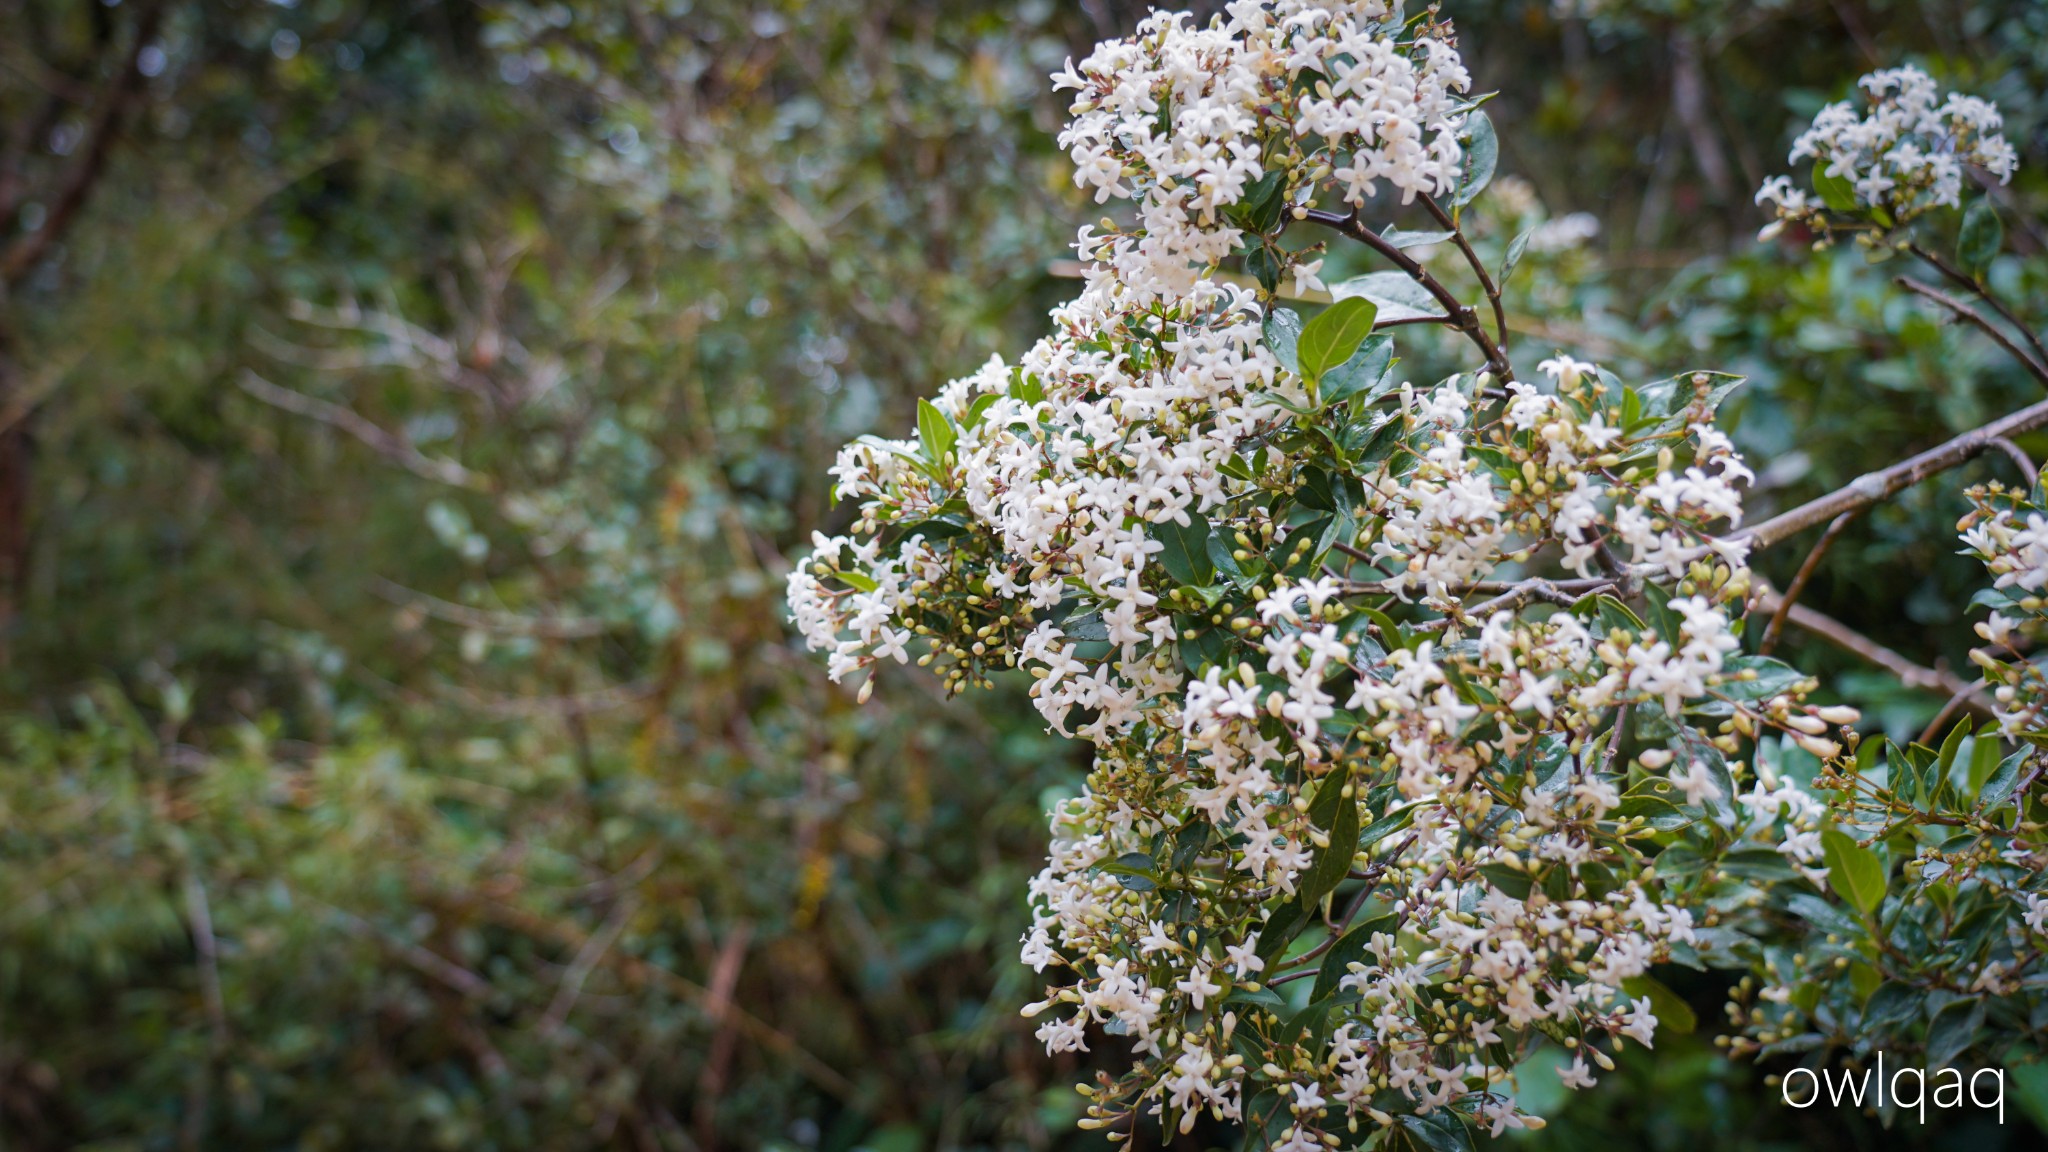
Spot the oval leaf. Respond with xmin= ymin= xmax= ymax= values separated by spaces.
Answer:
xmin=1452 ymin=112 xmax=1497 ymax=207
xmin=1297 ymin=297 xmax=1379 ymax=385
xmin=1820 ymin=828 xmax=1887 ymax=916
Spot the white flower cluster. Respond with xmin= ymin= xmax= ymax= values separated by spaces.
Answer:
xmin=1757 ymin=64 xmax=2017 ymax=232
xmin=1962 ymin=479 xmax=2048 ymax=736
xmin=789 ymin=2 xmax=1859 ymax=1141
xmin=1053 ymin=2 xmax=1469 ymax=302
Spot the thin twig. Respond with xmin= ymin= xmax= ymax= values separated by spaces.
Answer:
xmin=1341 ymin=574 xmax=1616 ymax=599
xmin=1755 ymin=588 xmax=1992 ymax=712
xmin=1601 ymin=703 xmax=1633 ymax=777
xmin=424 ymin=890 xmax=859 ymax=1102
xmin=1737 ymin=394 xmax=2048 ymax=549
xmin=238 ymin=370 xmax=494 ymax=492
xmin=1918 ymin=680 xmax=1996 ymax=746
xmin=1895 ymin=278 xmax=2048 ymax=388
xmin=183 ymin=872 xmax=230 ymax=1050
xmin=539 ymin=896 xmax=637 ymax=1036
xmin=1304 ymin=208 xmax=1513 ymax=381
xmin=1423 ymin=194 xmax=1509 ymax=351
xmin=1759 ymin=511 xmax=1858 ymax=655
xmin=0 ymin=0 xmax=165 ymax=286
xmin=327 ymin=904 xmax=494 ymax=999
xmin=371 ymin=577 xmax=606 ymax=639
xmin=1991 ymin=437 xmax=2037 ymax=483
xmin=1908 ymin=242 xmax=2048 ymax=373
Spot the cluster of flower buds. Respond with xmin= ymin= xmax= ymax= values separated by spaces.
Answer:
xmin=1961 ymin=477 xmax=2048 ymax=737
xmin=1052 ymin=1 xmax=1470 ymax=304
xmin=1756 ymin=64 xmax=2016 ymax=239
xmin=791 ymin=2 xmax=1867 ymax=1142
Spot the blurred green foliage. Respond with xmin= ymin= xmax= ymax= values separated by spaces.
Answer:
xmin=1 ymin=0 xmax=2045 ymax=1148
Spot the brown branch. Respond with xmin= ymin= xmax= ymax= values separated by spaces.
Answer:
xmin=1423 ymin=194 xmax=1508 ymax=350
xmin=327 ymin=904 xmax=494 ymax=1000
xmin=1759 ymin=510 xmax=1858 ymax=655
xmin=1895 ymin=277 xmax=2048 ymax=388
xmin=1991 ymin=436 xmax=2037 ymax=483
xmin=1737 ymin=394 xmax=2048 ymax=549
xmin=1303 ymin=207 xmax=1513 ymax=381
xmin=538 ymin=895 xmax=637 ymax=1036
xmin=1908 ymin=242 xmax=2048 ymax=373
xmin=1341 ymin=574 xmax=1617 ymax=599
xmin=370 ymin=577 xmax=607 ymax=639
xmin=1918 ymin=681 xmax=1995 ymax=746
xmin=694 ymin=921 xmax=754 ymax=1150
xmin=1755 ymin=588 xmax=1992 ymax=712
xmin=182 ymin=872 xmax=230 ymax=1050
xmin=0 ymin=0 xmax=165 ymax=286
xmin=238 ymin=370 xmax=494 ymax=492
xmin=423 ymin=890 xmax=859 ymax=1102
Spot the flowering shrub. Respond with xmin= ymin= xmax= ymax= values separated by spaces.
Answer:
xmin=791 ymin=1 xmax=2039 ymax=1144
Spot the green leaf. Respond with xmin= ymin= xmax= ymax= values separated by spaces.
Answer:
xmin=1297 ymin=297 xmax=1380 ymax=386
xmin=1861 ymin=981 xmax=1923 ymax=1030
xmin=1621 ymin=974 xmax=1696 ymax=1035
xmin=916 ymin=398 xmax=956 ymax=463
xmin=1927 ymin=996 xmax=1985 ymax=1069
xmin=1478 ymin=862 xmax=1534 ymax=900
xmin=1231 ymin=169 xmax=1287 ymax=235
xmin=1380 ymin=227 xmax=1455 ymax=249
xmin=831 ymin=569 xmax=879 ymax=593
xmin=1307 ymin=763 xmax=1351 ymax=831
xmin=1498 ymin=227 xmax=1532 ymax=286
xmin=1979 ymin=748 xmax=2029 ymax=813
xmin=1222 ymin=985 xmax=1287 ymax=1012
xmin=1331 ymin=271 xmax=1442 ymax=324
xmin=1255 ymin=896 xmax=1312 ymax=967
xmin=1245 ymin=244 xmax=1283 ymax=294
xmin=1264 ymin=307 xmax=1303 ymax=376
xmin=1630 ymin=371 xmax=1746 ymax=436
xmin=1298 ymin=773 xmax=1360 ymax=909
xmin=1452 ymin=112 xmax=1497 ymax=207
xmin=1958 ymin=198 xmax=2004 ymax=275
xmin=1095 ymin=851 xmax=1158 ymax=891
xmin=1821 ymin=828 xmax=1886 ymax=916
xmin=1356 ymin=800 xmax=1418 ymax=851
xmin=1400 ymin=1110 xmax=1476 ymax=1152
xmin=1783 ymin=892 xmax=1863 ymax=940
xmin=1149 ymin=513 xmax=1215 ymax=587
xmin=1320 ymin=334 xmax=1396 ymax=405
xmin=1812 ymin=162 xmax=1858 ymax=214
xmin=1311 ymin=912 xmax=1395 ymax=1003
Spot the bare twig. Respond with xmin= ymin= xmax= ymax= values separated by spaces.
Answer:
xmin=539 ymin=896 xmax=637 ymax=1036
xmin=238 ymin=370 xmax=494 ymax=492
xmin=1895 ymin=278 xmax=2048 ymax=388
xmin=183 ymin=872 xmax=230 ymax=1050
xmin=327 ymin=904 xmax=493 ymax=1000
xmin=372 ymin=577 xmax=606 ymax=639
xmin=1918 ymin=680 xmax=1997 ymax=746
xmin=1423 ymin=194 xmax=1508 ymax=350
xmin=1908 ymin=242 xmax=2048 ymax=373
xmin=693 ymin=921 xmax=754 ymax=1149
xmin=1755 ymin=588 xmax=1992 ymax=711
xmin=1759 ymin=511 xmax=1858 ymax=655
xmin=1737 ymin=395 xmax=2048 ymax=549
xmin=1341 ymin=574 xmax=1617 ymax=599
xmin=1418 ymin=578 xmax=1590 ymax=632
xmin=424 ymin=890 xmax=858 ymax=1102
xmin=1991 ymin=436 xmax=2037 ymax=483
xmin=0 ymin=0 xmax=166 ymax=286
